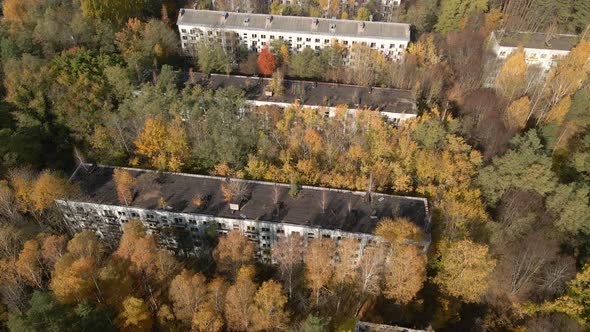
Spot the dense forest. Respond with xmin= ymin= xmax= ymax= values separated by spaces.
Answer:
xmin=0 ymin=0 xmax=589 ymax=331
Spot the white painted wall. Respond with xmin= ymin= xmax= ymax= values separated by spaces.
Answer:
xmin=178 ymin=24 xmax=409 ymax=60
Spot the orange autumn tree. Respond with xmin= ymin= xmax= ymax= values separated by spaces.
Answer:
xmin=257 ymin=47 xmax=276 ymax=76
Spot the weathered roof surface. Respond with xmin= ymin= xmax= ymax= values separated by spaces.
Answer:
xmin=69 ymin=165 xmax=428 ymax=234
xmin=196 ymin=73 xmax=417 ymax=114
xmin=177 ymin=9 xmax=411 ymax=41
xmin=356 ymin=321 xmax=426 ymax=332
xmin=494 ymin=30 xmax=579 ymax=51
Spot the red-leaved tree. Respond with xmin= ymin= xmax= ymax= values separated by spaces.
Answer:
xmin=258 ymin=47 xmax=276 ymax=76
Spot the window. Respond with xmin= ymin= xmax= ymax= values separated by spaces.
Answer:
xmin=389 ymin=44 xmax=394 ymax=48
xmin=323 ymin=234 xmax=331 ymax=239
xmin=146 ymin=214 xmax=154 ymax=219
xmin=270 ymin=35 xmax=275 ymax=39
xmin=399 ymin=44 xmax=404 ymax=49
xmin=261 ymin=34 xmax=266 ymax=39
xmin=182 ymin=36 xmax=187 ymax=40
xmin=76 ymin=206 xmax=84 ymax=212
xmin=541 ymin=53 xmax=547 ymax=58
xmin=315 ymin=38 xmax=320 ymax=43
xmin=324 ymin=39 xmax=329 ymax=44
xmin=174 ymin=217 xmax=183 ymax=224
xmin=131 ymin=212 xmax=139 ymax=218
xmin=252 ymin=34 xmax=257 ymax=38
xmin=117 ymin=211 xmax=127 ymax=216
xmin=315 ymin=46 xmax=320 ymax=50
xmin=499 ymin=51 xmax=506 ymax=56
xmin=370 ymin=42 xmax=376 ymax=47
xmin=207 ymin=31 xmax=212 ymax=36
xmin=306 ymin=37 xmax=311 ymax=42
xmin=297 ymin=37 xmax=302 ymax=41
xmin=181 ymin=29 xmax=187 ymax=33
xmin=343 ymin=40 xmax=348 ymax=45
xmin=380 ymin=44 xmax=384 ymax=49
xmin=277 ymin=229 xmax=285 ymax=234
xmin=189 ymin=219 xmax=196 ymax=224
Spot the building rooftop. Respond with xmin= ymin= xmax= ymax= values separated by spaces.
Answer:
xmin=355 ymin=321 xmax=425 ymax=332
xmin=68 ymin=164 xmax=429 ymax=235
xmin=177 ymin=9 xmax=411 ymax=41
xmin=493 ymin=30 xmax=579 ymax=51
xmin=195 ymin=73 xmax=417 ymax=114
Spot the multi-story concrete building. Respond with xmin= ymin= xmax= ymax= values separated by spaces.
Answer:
xmin=56 ymin=164 xmax=430 ymax=259
xmin=177 ymin=9 xmax=411 ymax=60
xmin=194 ymin=73 xmax=418 ymax=125
xmin=490 ymin=30 xmax=579 ymax=70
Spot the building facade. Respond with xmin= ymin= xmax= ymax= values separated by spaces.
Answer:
xmin=490 ymin=30 xmax=578 ymax=71
xmin=56 ymin=164 xmax=430 ymax=260
xmin=177 ymin=9 xmax=411 ymax=60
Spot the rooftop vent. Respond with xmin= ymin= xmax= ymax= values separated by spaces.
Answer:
xmin=244 ymin=17 xmax=250 ymax=26
xmin=358 ymin=22 xmax=365 ymax=32
xmin=266 ymin=15 xmax=273 ymax=27
xmin=330 ymin=23 xmax=336 ymax=33
xmin=311 ymin=18 xmax=319 ymax=30
xmin=180 ymin=8 xmax=185 ymax=16
xmin=220 ymin=12 xmax=229 ymax=23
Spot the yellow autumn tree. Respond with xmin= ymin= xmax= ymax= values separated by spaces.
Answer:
xmin=304 ymin=239 xmax=335 ymax=306
xmin=15 ymin=239 xmax=43 ymax=288
xmin=407 ymin=35 xmax=439 ymax=68
xmin=504 ymin=96 xmax=531 ymax=131
xmin=383 ymin=244 xmax=427 ymax=304
xmin=545 ymin=95 xmax=571 ymax=125
xmin=546 ymin=40 xmax=590 ymax=106
xmin=434 ymin=240 xmax=496 ymax=303
xmin=9 ymin=168 xmax=36 ymax=214
xmin=495 ymin=48 xmax=527 ymax=100
xmin=2 ymin=0 xmax=43 ymax=24
xmin=113 ymin=168 xmax=136 ymax=205
xmin=169 ymin=269 xmax=208 ymax=324
xmin=225 ymin=266 xmax=257 ymax=331
xmin=192 ymin=303 xmax=224 ymax=332
xmin=213 ymin=231 xmax=255 ymax=279
xmin=250 ymin=280 xmax=290 ymax=331
xmin=375 ymin=217 xmax=425 ymax=246
xmin=117 ymin=297 xmax=153 ymax=332
xmin=29 ymin=170 xmax=74 ymax=215
xmin=50 ymin=231 xmax=103 ymax=304
xmin=133 ymin=116 xmax=190 ymax=172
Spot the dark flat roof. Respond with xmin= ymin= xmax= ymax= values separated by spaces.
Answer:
xmin=177 ymin=9 xmax=410 ymax=41
xmin=196 ymin=73 xmax=417 ymax=114
xmin=494 ymin=30 xmax=579 ymax=51
xmin=68 ymin=164 xmax=428 ymax=234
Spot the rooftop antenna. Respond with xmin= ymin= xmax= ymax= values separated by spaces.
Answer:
xmin=366 ymin=172 xmax=373 ymax=202
xmin=74 ymin=147 xmax=88 ymax=171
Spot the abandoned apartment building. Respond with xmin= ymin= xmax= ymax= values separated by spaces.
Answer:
xmin=55 ymin=164 xmax=430 ymax=259
xmin=177 ymin=9 xmax=411 ymax=60
xmin=192 ymin=73 xmax=418 ymax=125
